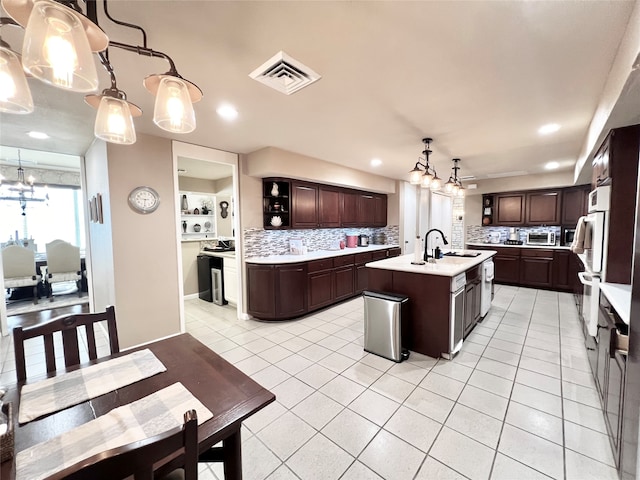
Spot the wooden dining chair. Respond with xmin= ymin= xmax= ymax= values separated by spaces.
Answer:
xmin=46 ymin=409 xmax=198 ymax=480
xmin=13 ymin=305 xmax=119 ymax=382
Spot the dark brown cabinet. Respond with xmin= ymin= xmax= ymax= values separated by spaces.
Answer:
xmin=491 ymin=247 xmax=521 ymax=284
xmin=526 ymin=190 xmax=561 ymax=225
xmin=464 ymin=265 xmax=482 ymax=336
xmin=247 ymin=264 xmax=277 ymax=318
xmin=340 ymin=191 xmax=360 ymax=227
xmin=355 ymin=252 xmax=373 ymax=293
xmin=358 ymin=193 xmax=376 ymax=226
xmin=520 ymin=249 xmax=554 ymax=288
xmin=263 ymin=178 xmax=291 ymax=229
xmin=552 ymin=250 xmax=570 ymax=290
xmin=373 ymin=194 xmax=388 ymax=227
xmin=291 ymin=182 xmax=319 ymax=228
xmin=308 ymin=271 xmax=334 ymax=310
xmin=495 ymin=193 xmax=525 ymax=225
xmin=593 ymin=136 xmax=611 ymax=188
xmin=247 ymin=262 xmax=307 ymax=319
xmin=319 ymin=187 xmax=341 ymax=227
xmin=561 ymin=185 xmax=590 ymax=226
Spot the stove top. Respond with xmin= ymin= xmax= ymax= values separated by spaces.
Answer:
xmin=504 ymin=240 xmax=523 ymax=245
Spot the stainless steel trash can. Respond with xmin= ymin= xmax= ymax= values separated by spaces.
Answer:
xmin=363 ymin=291 xmax=410 ymax=362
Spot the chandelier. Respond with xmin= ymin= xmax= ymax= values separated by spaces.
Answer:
xmin=408 ymin=138 xmax=442 ymax=190
xmin=0 ymin=151 xmax=48 ymax=216
xmin=444 ymin=158 xmax=465 ymax=197
xmin=0 ymin=0 xmax=202 ymax=145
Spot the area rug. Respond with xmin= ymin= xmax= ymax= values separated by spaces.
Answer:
xmin=6 ymin=295 xmax=89 ymax=316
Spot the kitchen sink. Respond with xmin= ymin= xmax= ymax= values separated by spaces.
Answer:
xmin=443 ymin=251 xmax=481 ymax=258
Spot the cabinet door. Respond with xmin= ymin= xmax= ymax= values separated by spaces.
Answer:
xmin=373 ymin=194 xmax=387 ymax=227
xmin=526 ymin=190 xmax=561 ymax=225
xmin=275 ymin=263 xmax=307 ymax=318
xmin=472 ymin=280 xmax=482 ymax=323
xmin=593 ymin=137 xmax=610 ymax=188
xmin=223 ymin=262 xmax=238 ymax=305
xmin=520 ymin=257 xmax=554 ymax=287
xmin=464 ymin=284 xmax=474 ymax=335
xmin=319 ymin=187 xmax=341 ymax=227
xmin=247 ymin=265 xmax=275 ymax=318
xmin=358 ymin=194 xmax=376 ymax=226
xmin=606 ymin=351 xmax=626 ymax=464
xmin=387 ymin=247 xmax=402 ymax=258
xmin=561 ymin=186 xmax=589 ymax=226
xmin=308 ymin=270 xmax=334 ymax=310
xmin=334 ymin=266 xmax=355 ymax=301
xmin=355 ymin=264 xmax=368 ymax=293
xmin=291 ymin=182 xmax=319 ymax=228
xmin=495 ymin=194 xmax=525 ymax=225
xmin=596 ymin=307 xmax=612 ymax=399
xmin=493 ymin=255 xmax=521 ymax=283
xmin=552 ymin=251 xmax=570 ymax=290
xmin=340 ymin=191 xmax=360 ymax=227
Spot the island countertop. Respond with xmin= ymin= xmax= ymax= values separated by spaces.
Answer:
xmin=246 ymin=244 xmax=399 ymax=264
xmin=466 ymin=242 xmax=571 ymax=250
xmin=366 ymin=249 xmax=496 ymax=277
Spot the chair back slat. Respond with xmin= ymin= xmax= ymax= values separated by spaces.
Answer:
xmin=48 ymin=410 xmax=198 ymax=480
xmin=13 ymin=306 xmax=119 ymax=382
xmin=61 ymin=328 xmax=81 ymax=368
xmin=43 ymin=333 xmax=56 ymax=374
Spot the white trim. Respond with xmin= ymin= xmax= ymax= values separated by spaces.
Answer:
xmin=183 ymin=293 xmax=199 ymax=301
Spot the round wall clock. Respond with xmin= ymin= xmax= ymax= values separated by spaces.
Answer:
xmin=128 ymin=186 xmax=160 ymax=214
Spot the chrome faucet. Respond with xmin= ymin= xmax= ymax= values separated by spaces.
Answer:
xmin=424 ymin=229 xmax=449 ymax=261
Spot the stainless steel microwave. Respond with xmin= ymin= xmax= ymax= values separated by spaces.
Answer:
xmin=526 ymin=232 xmax=556 ymax=246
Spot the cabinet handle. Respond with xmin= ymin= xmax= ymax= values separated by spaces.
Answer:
xmin=361 ymin=195 xmax=373 ymax=199
xmin=296 ymin=186 xmax=314 ymax=191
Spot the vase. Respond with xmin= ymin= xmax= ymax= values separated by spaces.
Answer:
xmin=181 ymin=194 xmax=188 ymax=212
xmin=271 ymin=182 xmax=279 ymax=197
xmin=182 ymin=220 xmax=187 ymax=233
xmin=202 ymin=206 xmax=209 ymax=215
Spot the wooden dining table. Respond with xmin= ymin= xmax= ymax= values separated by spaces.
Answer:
xmin=0 ymin=333 xmax=276 ymax=479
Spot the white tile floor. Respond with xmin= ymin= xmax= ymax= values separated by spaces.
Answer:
xmin=0 ymin=284 xmax=619 ymax=480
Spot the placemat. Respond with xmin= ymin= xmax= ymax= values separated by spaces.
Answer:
xmin=19 ymin=349 xmax=166 ymax=424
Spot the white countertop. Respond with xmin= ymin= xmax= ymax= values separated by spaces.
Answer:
xmin=199 ymin=250 xmax=236 ymax=259
xmin=600 ymin=282 xmax=632 ymax=325
xmin=466 ymin=242 xmax=570 ymax=250
xmin=366 ymin=250 xmax=496 ymax=277
xmin=246 ymin=244 xmax=399 ymax=264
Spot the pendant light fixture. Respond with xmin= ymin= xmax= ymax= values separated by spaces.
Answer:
xmin=0 ymin=0 xmax=202 ymax=143
xmin=408 ymin=138 xmax=442 ymax=190
xmin=444 ymin=158 xmax=465 ymax=197
xmin=0 ymin=18 xmax=33 ymax=113
xmin=0 ymin=150 xmax=48 ymax=216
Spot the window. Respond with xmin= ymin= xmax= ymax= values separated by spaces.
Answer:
xmin=0 ymin=185 xmax=85 ymax=252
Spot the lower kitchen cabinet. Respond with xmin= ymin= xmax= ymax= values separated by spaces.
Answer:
xmin=464 ymin=265 xmax=482 ymax=337
xmin=491 ymin=248 xmax=521 ymax=284
xmin=552 ymin=250 xmax=570 ymax=290
xmin=519 ymin=249 xmax=554 ymax=288
xmin=247 ymin=247 xmax=398 ymax=320
xmin=223 ymin=259 xmax=238 ymax=305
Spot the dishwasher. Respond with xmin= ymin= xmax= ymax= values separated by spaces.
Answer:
xmin=443 ymin=272 xmax=466 ymax=359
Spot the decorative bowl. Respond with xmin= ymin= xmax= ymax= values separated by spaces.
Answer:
xmin=270 ymin=216 xmax=282 ymax=227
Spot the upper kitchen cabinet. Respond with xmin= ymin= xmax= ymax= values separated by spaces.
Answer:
xmin=263 ymin=178 xmax=291 ymax=229
xmin=358 ymin=193 xmax=376 ymax=226
xmin=561 ymin=184 xmax=590 ymax=226
xmin=526 ymin=189 xmax=561 ymax=225
xmin=318 ymin=186 xmax=341 ymax=227
xmin=592 ymin=135 xmax=611 ymax=188
xmin=495 ymin=193 xmax=525 ymax=225
xmin=291 ymin=181 xmax=319 ymax=228
xmin=373 ymin=194 xmax=388 ymax=227
xmin=340 ymin=191 xmax=360 ymax=227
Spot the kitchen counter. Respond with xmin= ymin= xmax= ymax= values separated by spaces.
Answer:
xmin=466 ymin=242 xmax=570 ymax=250
xmin=199 ymin=250 xmax=236 ymax=260
xmin=246 ymin=244 xmax=399 ymax=264
xmin=366 ymin=250 xmax=496 ymax=277
xmin=600 ymin=282 xmax=632 ymax=325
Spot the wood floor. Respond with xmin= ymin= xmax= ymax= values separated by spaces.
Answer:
xmin=7 ymin=303 xmax=90 ymax=330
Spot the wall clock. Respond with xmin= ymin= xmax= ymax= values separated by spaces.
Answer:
xmin=128 ymin=186 xmax=160 ymax=214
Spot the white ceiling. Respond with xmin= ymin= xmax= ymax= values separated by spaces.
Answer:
xmin=0 ymin=1 xmax=638 ymax=185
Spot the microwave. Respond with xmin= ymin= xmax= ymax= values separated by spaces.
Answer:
xmin=526 ymin=232 xmax=556 ymax=246
xmin=588 ymin=185 xmax=611 ymax=213
xmin=563 ymin=228 xmax=576 ymax=246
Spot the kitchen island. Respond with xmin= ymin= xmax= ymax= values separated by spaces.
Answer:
xmin=366 ymin=250 xmax=496 ymax=359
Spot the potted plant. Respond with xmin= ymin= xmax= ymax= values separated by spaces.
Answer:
xmin=201 ymin=199 xmax=213 ymax=215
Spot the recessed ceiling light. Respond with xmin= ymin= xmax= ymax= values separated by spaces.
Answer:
xmin=216 ymin=104 xmax=238 ymax=121
xmin=370 ymin=158 xmax=382 ymax=167
xmin=545 ymin=161 xmax=560 ymax=170
xmin=538 ymin=123 xmax=560 ymax=135
xmin=27 ymin=131 xmax=49 ymax=139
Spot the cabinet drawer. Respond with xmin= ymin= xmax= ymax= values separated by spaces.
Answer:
xmin=466 ymin=265 xmax=482 ymax=282
xmin=355 ymin=252 xmax=373 ymax=264
xmin=307 ymin=258 xmax=334 ymax=273
xmin=371 ymin=250 xmax=388 ymax=261
xmin=521 ymin=249 xmax=554 ymax=258
xmin=493 ymin=247 xmax=520 ymax=256
xmin=334 ymin=254 xmax=355 ymax=267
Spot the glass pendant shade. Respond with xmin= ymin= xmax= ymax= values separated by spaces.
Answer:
xmin=153 ymin=76 xmax=196 ymax=133
xmin=431 ymin=177 xmax=442 ymax=191
xmin=409 ymin=168 xmax=422 ymax=185
xmin=21 ymin=0 xmax=98 ymax=92
xmin=421 ymin=172 xmax=433 ymax=189
xmin=94 ymin=96 xmax=136 ymax=145
xmin=0 ymin=47 xmax=34 ymax=113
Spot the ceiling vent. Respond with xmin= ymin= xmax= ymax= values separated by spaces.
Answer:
xmin=249 ymin=51 xmax=321 ymax=95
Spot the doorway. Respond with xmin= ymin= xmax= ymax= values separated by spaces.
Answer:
xmin=171 ymin=142 xmax=241 ymax=330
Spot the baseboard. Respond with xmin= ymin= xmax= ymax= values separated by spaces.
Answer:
xmin=183 ymin=293 xmax=199 ymax=301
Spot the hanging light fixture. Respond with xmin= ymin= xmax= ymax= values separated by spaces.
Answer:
xmin=444 ymin=158 xmax=465 ymax=197
xmin=0 ymin=150 xmax=49 ymax=216
xmin=0 ymin=18 xmax=33 ymax=113
xmin=408 ymin=138 xmax=442 ymax=190
xmin=0 ymin=0 xmax=202 ymax=143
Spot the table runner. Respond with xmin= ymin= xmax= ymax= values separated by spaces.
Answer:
xmin=19 ymin=349 xmax=166 ymax=424
xmin=16 ymin=382 xmax=214 ymax=480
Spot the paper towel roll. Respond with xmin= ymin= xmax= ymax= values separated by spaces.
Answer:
xmin=412 ymin=236 xmax=424 ymax=264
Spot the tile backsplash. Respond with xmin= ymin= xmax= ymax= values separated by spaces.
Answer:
xmin=466 ymin=225 xmax=561 ymax=244
xmin=243 ymin=226 xmax=400 ymax=258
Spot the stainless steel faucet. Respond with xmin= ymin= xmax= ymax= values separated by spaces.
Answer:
xmin=424 ymin=229 xmax=449 ymax=261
